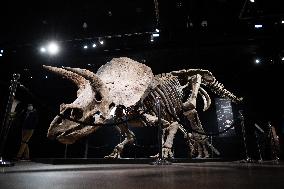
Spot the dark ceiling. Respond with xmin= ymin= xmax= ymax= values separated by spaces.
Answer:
xmin=0 ymin=0 xmax=282 ymax=46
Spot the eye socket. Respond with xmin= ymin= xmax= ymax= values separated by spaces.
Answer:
xmin=95 ymin=92 xmax=102 ymax=102
xmin=71 ymin=108 xmax=83 ymax=120
xmin=63 ymin=108 xmax=72 ymax=118
xmin=63 ymin=108 xmax=83 ymax=120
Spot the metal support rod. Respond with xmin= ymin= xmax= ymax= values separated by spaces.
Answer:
xmin=64 ymin=144 xmax=68 ymax=159
xmin=157 ymin=97 xmax=163 ymax=160
xmin=239 ymin=111 xmax=251 ymax=162
xmin=254 ymin=131 xmax=263 ymax=162
xmin=210 ymin=135 xmax=213 ymax=158
xmin=153 ymin=0 xmax=160 ymax=27
xmin=84 ymin=138 xmax=89 ymax=159
xmin=239 ymin=0 xmax=248 ymax=19
xmin=0 ymin=73 xmax=20 ymax=167
xmin=150 ymin=97 xmax=171 ymax=165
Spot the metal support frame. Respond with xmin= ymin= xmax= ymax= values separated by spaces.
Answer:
xmin=64 ymin=144 xmax=68 ymax=159
xmin=150 ymin=97 xmax=171 ymax=165
xmin=84 ymin=138 xmax=89 ymax=159
xmin=210 ymin=135 xmax=214 ymax=158
xmin=0 ymin=73 xmax=20 ymax=167
xmin=239 ymin=110 xmax=252 ymax=163
xmin=254 ymin=130 xmax=263 ymax=163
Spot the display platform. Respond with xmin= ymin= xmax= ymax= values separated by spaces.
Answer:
xmin=32 ymin=157 xmax=224 ymax=165
xmin=1 ymin=161 xmax=284 ymax=189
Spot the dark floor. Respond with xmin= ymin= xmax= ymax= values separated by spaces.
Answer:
xmin=1 ymin=160 xmax=284 ymax=189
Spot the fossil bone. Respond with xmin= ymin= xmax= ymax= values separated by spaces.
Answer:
xmin=44 ymin=57 xmax=242 ymax=158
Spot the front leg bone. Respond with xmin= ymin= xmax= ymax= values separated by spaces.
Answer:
xmin=105 ymin=123 xmax=135 ymax=159
xmin=143 ymin=113 xmax=175 ymax=158
xmin=183 ymin=109 xmax=220 ymax=158
xmin=184 ymin=109 xmax=209 ymax=158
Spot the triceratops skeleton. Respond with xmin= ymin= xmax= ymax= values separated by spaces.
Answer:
xmin=44 ymin=57 xmax=242 ymax=158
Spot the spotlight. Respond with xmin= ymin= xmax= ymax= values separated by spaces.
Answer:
xmin=150 ymin=35 xmax=154 ymax=42
xmin=40 ymin=47 xmax=46 ymax=53
xmin=282 ymin=57 xmax=284 ymax=61
xmin=45 ymin=76 xmax=48 ymax=79
xmin=249 ymin=0 xmax=255 ymax=3
xmin=282 ymin=20 xmax=284 ymax=24
xmin=99 ymin=40 xmax=104 ymax=45
xmin=152 ymin=33 xmax=159 ymax=37
xmin=83 ymin=45 xmax=88 ymax=49
xmin=155 ymin=28 xmax=160 ymax=33
xmin=0 ymin=49 xmax=3 ymax=57
xmin=92 ymin=43 xmax=97 ymax=48
xmin=254 ymin=24 xmax=263 ymax=28
xmin=255 ymin=59 xmax=260 ymax=64
xmin=47 ymin=42 xmax=59 ymax=55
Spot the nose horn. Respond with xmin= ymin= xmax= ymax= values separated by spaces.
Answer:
xmin=47 ymin=115 xmax=62 ymax=140
xmin=47 ymin=131 xmax=57 ymax=140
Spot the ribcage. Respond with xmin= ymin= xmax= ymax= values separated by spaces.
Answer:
xmin=142 ymin=75 xmax=183 ymax=121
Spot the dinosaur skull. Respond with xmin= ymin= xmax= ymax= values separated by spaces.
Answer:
xmin=43 ymin=65 xmax=113 ymax=144
xmin=44 ymin=57 xmax=154 ymax=144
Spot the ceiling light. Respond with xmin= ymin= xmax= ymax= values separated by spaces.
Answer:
xmin=254 ymin=24 xmax=263 ymax=28
xmin=47 ymin=42 xmax=59 ymax=55
xmin=40 ymin=47 xmax=46 ymax=53
xmin=150 ymin=35 xmax=154 ymax=42
xmin=152 ymin=33 xmax=159 ymax=37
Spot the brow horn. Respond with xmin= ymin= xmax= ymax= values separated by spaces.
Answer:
xmin=43 ymin=65 xmax=87 ymax=88
xmin=63 ymin=67 xmax=104 ymax=88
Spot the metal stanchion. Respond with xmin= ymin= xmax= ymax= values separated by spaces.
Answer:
xmin=239 ymin=110 xmax=252 ymax=163
xmin=84 ymin=138 xmax=89 ymax=159
xmin=254 ymin=123 xmax=264 ymax=163
xmin=0 ymin=73 xmax=20 ymax=167
xmin=210 ymin=135 xmax=214 ymax=158
xmin=64 ymin=144 xmax=68 ymax=159
xmin=150 ymin=97 xmax=171 ymax=165
xmin=254 ymin=130 xmax=263 ymax=163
